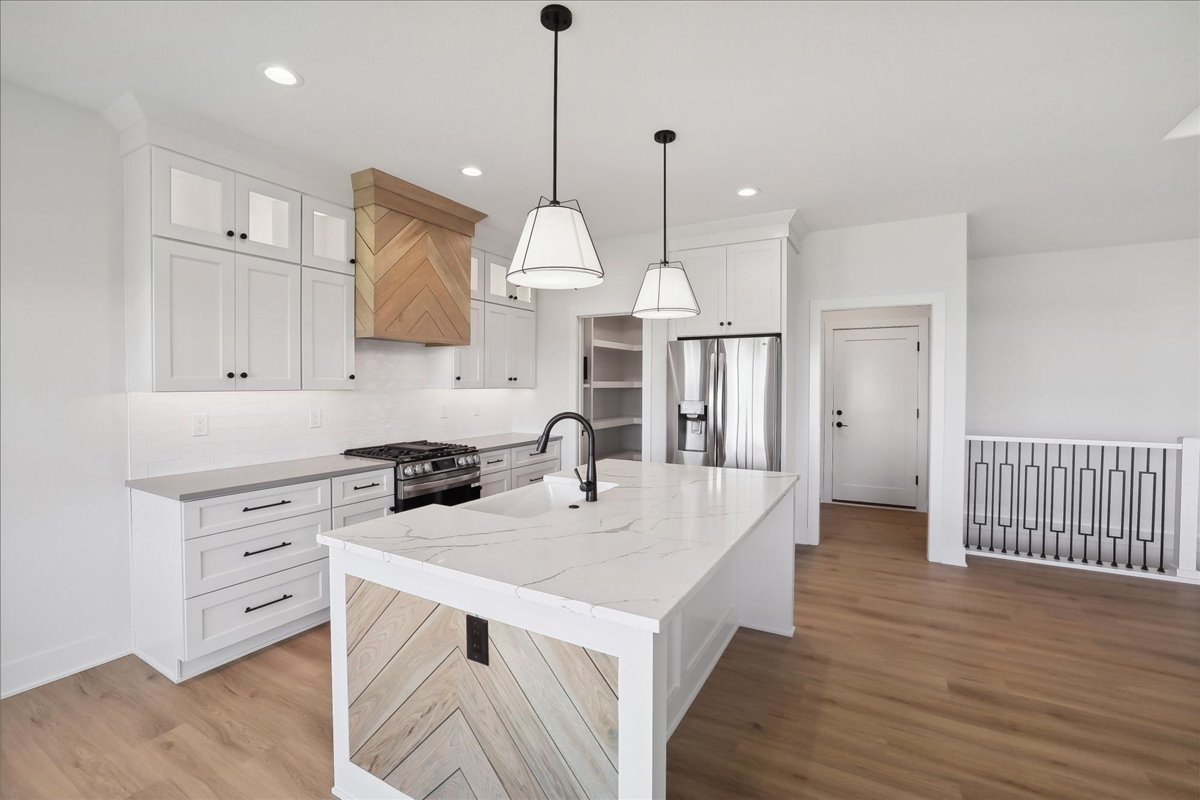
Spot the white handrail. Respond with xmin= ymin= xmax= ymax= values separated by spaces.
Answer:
xmin=966 ymin=435 xmax=1183 ymax=450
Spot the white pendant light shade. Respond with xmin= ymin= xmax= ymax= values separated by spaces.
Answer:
xmin=632 ymin=260 xmax=700 ymax=319
xmin=508 ymin=200 xmax=605 ymax=289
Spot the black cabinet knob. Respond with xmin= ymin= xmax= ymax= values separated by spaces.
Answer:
xmin=349 ymin=258 xmax=356 ymax=265
xmin=727 ymin=321 xmax=732 ymax=326
xmin=719 ymin=321 xmax=725 ymax=326
xmin=226 ymin=372 xmax=235 ymax=378
xmin=239 ymin=233 xmax=248 ymax=240
xmin=455 ymin=376 xmax=461 ymax=381
xmin=226 ymin=230 xmax=235 ymax=238
xmin=239 ymin=372 xmax=248 ymax=378
xmin=348 ymin=374 xmax=355 ymax=380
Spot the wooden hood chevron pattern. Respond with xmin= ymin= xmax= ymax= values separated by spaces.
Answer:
xmin=352 ymin=169 xmax=486 ymax=345
xmin=345 ymin=576 xmax=619 ymax=800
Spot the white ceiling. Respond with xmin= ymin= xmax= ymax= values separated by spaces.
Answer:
xmin=1 ymin=0 xmax=1196 ymax=257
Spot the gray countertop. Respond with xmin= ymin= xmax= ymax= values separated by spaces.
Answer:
xmin=451 ymin=432 xmax=562 ymax=453
xmin=124 ymin=433 xmax=563 ymax=502
xmin=125 ymin=454 xmax=391 ymax=502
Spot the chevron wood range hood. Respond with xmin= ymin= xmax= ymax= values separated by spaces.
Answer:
xmin=351 ymin=168 xmax=487 ymax=345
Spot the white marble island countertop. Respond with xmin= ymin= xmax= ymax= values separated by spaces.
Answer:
xmin=317 ymin=459 xmax=798 ymax=632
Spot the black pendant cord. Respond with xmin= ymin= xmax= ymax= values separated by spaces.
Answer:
xmin=551 ymin=29 xmax=559 ymax=204
xmin=662 ymin=138 xmax=668 ymax=264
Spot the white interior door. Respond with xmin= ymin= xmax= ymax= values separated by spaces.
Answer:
xmin=235 ymin=255 xmax=300 ymax=390
xmin=301 ymin=267 xmax=355 ymax=390
xmin=831 ymin=326 xmax=919 ymax=507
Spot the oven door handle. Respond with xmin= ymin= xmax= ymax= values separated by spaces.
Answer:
xmin=401 ymin=469 xmax=482 ymax=499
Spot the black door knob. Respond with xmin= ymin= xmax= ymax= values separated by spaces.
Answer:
xmin=349 ymin=258 xmax=356 ymax=265
xmin=835 ymin=421 xmax=848 ymax=428
xmin=226 ymin=230 xmax=235 ymax=238
xmin=348 ymin=374 xmax=355 ymax=380
xmin=226 ymin=372 xmax=235 ymax=378
xmin=239 ymin=233 xmax=248 ymax=240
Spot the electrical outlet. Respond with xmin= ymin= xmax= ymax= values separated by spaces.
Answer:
xmin=309 ymin=409 xmax=322 ymax=429
xmin=473 ymin=407 xmax=479 ymax=416
xmin=191 ymin=414 xmax=209 ymax=437
xmin=440 ymin=405 xmax=448 ymax=419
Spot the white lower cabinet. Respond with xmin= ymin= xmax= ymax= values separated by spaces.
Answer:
xmin=479 ymin=472 xmax=511 ymax=498
xmin=131 ymin=468 xmax=395 ymax=683
xmin=512 ymin=460 xmax=560 ymax=486
xmin=473 ymin=442 xmax=561 ymax=497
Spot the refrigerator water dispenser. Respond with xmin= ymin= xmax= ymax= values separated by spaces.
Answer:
xmin=677 ymin=401 xmax=708 ymax=452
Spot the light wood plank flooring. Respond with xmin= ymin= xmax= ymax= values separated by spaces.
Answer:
xmin=3 ymin=504 xmax=1197 ymax=799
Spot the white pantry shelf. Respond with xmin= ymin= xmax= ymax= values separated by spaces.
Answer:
xmin=591 ymin=381 xmax=642 ymax=389
xmin=592 ymin=416 xmax=642 ymax=430
xmin=605 ymin=449 xmax=643 ymax=462
xmin=593 ymin=338 xmax=642 ymax=352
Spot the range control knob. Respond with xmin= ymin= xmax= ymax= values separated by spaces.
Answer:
xmin=422 ymin=462 xmax=432 ymax=473
xmin=470 ymin=454 xmax=479 ymax=464
xmin=457 ymin=456 xmax=467 ymax=466
xmin=402 ymin=465 xmax=415 ymax=477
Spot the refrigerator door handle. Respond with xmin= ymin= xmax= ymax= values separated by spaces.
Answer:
xmin=707 ymin=351 xmax=718 ymax=464
xmin=715 ymin=348 xmax=727 ymax=466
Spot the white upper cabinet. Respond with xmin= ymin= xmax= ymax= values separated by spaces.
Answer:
xmin=235 ymin=256 xmax=301 ymax=390
xmin=453 ymin=300 xmax=486 ymax=388
xmin=302 ymin=196 xmax=356 ymax=275
xmin=301 ymin=268 xmax=356 ymax=390
xmin=484 ymin=251 xmax=536 ymax=311
xmin=152 ymin=150 xmax=236 ymax=250
xmin=152 ymin=239 xmax=236 ymax=391
xmin=508 ymin=308 xmax=536 ymax=388
xmin=483 ymin=302 xmax=511 ymax=388
xmin=668 ymin=240 xmax=784 ymax=339
xmin=469 ymin=249 xmax=485 ymax=301
xmin=725 ymin=239 xmax=782 ymax=335
xmin=669 ymin=246 xmax=726 ymax=339
xmin=235 ymin=175 xmax=301 ymax=262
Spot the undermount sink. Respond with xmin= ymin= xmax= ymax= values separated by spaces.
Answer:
xmin=463 ymin=475 xmax=617 ymax=519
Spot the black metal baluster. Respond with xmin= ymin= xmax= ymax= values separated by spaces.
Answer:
xmin=1066 ymin=444 xmax=1075 ymax=562
xmin=1040 ymin=442 xmax=1049 ymax=558
xmin=989 ymin=440 xmax=997 ymax=552
xmin=1158 ymin=447 xmax=1167 ymax=573
xmin=1014 ymin=442 xmax=1022 ymax=556
xmin=1141 ymin=447 xmax=1150 ymax=571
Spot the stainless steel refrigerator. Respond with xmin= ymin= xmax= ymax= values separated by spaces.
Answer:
xmin=666 ymin=336 xmax=781 ymax=471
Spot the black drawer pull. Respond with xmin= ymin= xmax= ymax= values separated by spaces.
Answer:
xmin=353 ymin=482 xmax=380 ymax=491
xmin=245 ymin=593 xmax=292 ymax=613
xmin=244 ymin=541 xmax=292 ymax=557
xmin=243 ymin=499 xmax=291 ymax=512
xmin=486 ymin=459 xmax=504 ymax=465
xmin=529 ymin=476 xmax=543 ymax=482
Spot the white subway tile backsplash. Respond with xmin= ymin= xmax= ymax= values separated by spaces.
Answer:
xmin=127 ymin=340 xmax=522 ymax=478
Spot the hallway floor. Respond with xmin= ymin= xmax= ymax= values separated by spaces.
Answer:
xmin=2 ymin=504 xmax=1197 ymax=799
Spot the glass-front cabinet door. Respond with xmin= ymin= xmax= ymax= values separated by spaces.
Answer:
xmin=235 ymin=175 xmax=301 ymax=262
xmin=301 ymin=196 xmax=355 ymax=275
xmin=484 ymin=251 xmax=536 ymax=310
xmin=151 ymin=149 xmax=236 ymax=250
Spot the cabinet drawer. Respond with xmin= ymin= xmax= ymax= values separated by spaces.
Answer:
xmin=184 ymin=510 xmax=331 ymax=598
xmin=332 ymin=468 xmax=394 ymax=507
xmin=479 ymin=472 xmax=511 ymax=498
xmin=184 ymin=560 xmax=329 ymax=659
xmin=511 ymin=439 xmax=560 ymax=468
xmin=183 ymin=479 xmax=330 ymax=539
xmin=332 ymin=495 xmax=393 ymax=528
xmin=512 ymin=460 xmax=561 ymax=487
xmin=479 ymin=449 xmax=511 ymax=475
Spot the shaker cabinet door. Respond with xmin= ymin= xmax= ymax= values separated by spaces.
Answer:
xmin=509 ymin=308 xmax=536 ymax=388
xmin=483 ymin=303 xmax=511 ymax=388
xmin=301 ymin=267 xmax=356 ymax=390
xmin=235 ymin=174 xmax=302 ymax=262
xmin=235 ymin=255 xmax=301 ymax=390
xmin=669 ymin=245 xmax=726 ymax=339
xmin=302 ymin=196 xmax=356 ymax=274
xmin=725 ymin=239 xmax=782 ymax=334
xmin=452 ymin=300 xmax=486 ymax=389
xmin=152 ymin=239 xmax=237 ymax=391
xmin=152 ymin=149 xmax=236 ymax=250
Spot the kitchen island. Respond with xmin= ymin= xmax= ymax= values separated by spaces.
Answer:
xmin=318 ymin=459 xmax=799 ymax=800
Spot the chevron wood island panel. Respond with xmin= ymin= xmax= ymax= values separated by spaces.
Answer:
xmin=352 ymin=168 xmax=486 ymax=346
xmin=346 ymin=577 xmax=619 ymax=800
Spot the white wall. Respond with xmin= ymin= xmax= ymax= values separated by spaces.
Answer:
xmin=129 ymin=343 xmax=520 ymax=477
xmin=795 ymin=214 xmax=969 ymax=565
xmin=968 ymin=239 xmax=1200 ymax=442
xmin=0 ymin=81 xmax=131 ymax=696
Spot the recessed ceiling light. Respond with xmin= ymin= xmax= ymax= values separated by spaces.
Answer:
xmin=461 ymin=166 xmax=483 ymax=177
xmin=737 ymin=187 xmax=759 ymax=197
xmin=262 ymin=65 xmax=301 ymax=86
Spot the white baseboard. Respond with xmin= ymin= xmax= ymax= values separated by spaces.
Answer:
xmin=1 ymin=633 xmax=131 ymax=699
xmin=967 ymin=549 xmax=1200 ymax=584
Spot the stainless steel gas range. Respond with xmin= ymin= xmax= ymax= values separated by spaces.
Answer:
xmin=343 ymin=440 xmax=481 ymax=512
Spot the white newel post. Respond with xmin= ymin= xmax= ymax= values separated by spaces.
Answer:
xmin=1174 ymin=437 xmax=1200 ymax=581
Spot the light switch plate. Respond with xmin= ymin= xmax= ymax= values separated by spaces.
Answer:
xmin=309 ymin=409 xmax=322 ymax=429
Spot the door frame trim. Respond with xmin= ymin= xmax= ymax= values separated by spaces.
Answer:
xmin=807 ymin=292 xmax=965 ymax=567
xmin=821 ymin=319 xmax=929 ymax=511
